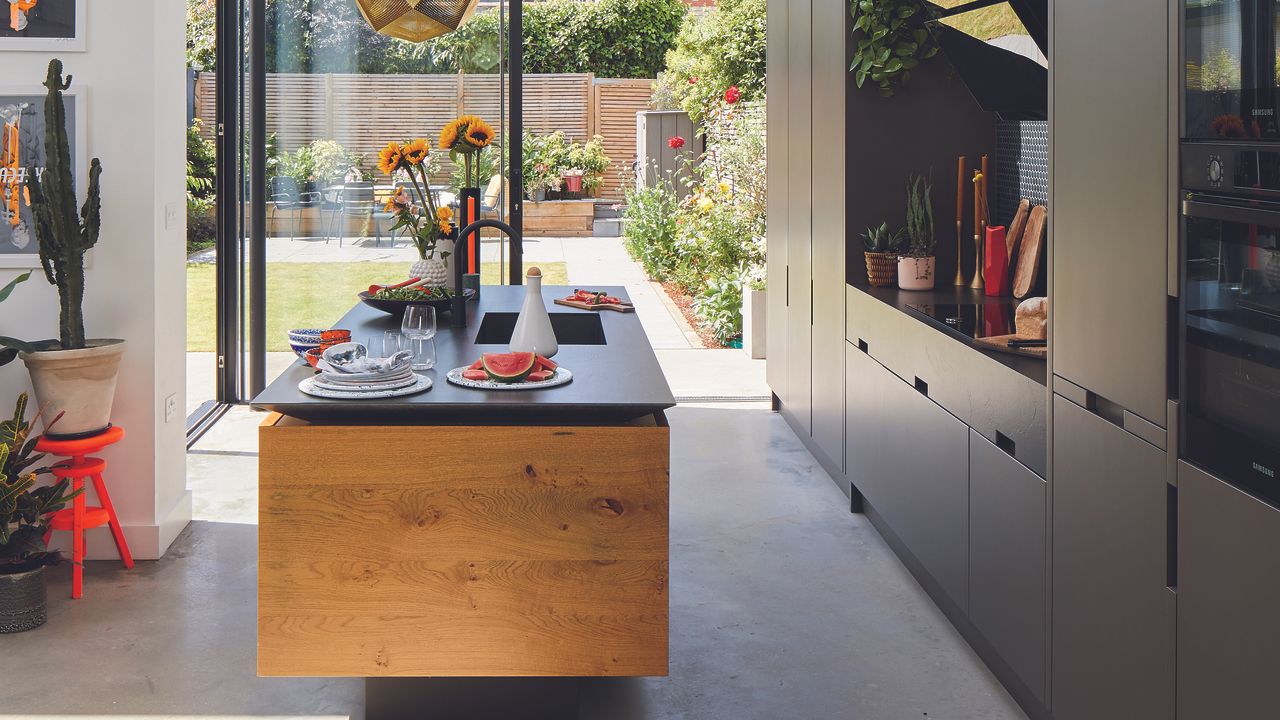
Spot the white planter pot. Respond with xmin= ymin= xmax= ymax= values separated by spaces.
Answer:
xmin=21 ymin=339 xmax=126 ymax=438
xmin=741 ymin=285 xmax=767 ymax=360
xmin=897 ymin=256 xmax=937 ymax=291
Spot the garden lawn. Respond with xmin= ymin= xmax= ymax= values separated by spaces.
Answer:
xmin=186 ymin=261 xmax=569 ymax=352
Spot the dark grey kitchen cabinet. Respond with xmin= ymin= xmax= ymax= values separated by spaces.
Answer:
xmin=783 ymin=0 xmax=812 ymax=435
xmin=849 ymin=345 xmax=969 ymax=612
xmin=969 ymin=430 xmax=1047 ymax=705
xmin=1052 ymin=395 xmax=1174 ymax=720
xmin=1177 ymin=461 xmax=1280 ymax=720
xmin=808 ymin=0 xmax=846 ymax=471
xmin=1051 ymin=0 xmax=1169 ymax=426
xmin=845 ymin=342 xmax=889 ymax=507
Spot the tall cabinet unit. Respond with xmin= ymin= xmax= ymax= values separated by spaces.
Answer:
xmin=809 ymin=0 xmax=847 ymax=470
xmin=782 ymin=0 xmax=813 ymax=437
xmin=1051 ymin=0 xmax=1175 ymax=717
xmin=764 ymin=0 xmax=788 ymax=404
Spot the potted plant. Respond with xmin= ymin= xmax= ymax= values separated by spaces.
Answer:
xmin=0 ymin=60 xmax=124 ymax=439
xmin=0 ymin=393 xmax=79 ymax=633
xmin=898 ymin=173 xmax=936 ymax=290
xmin=861 ymin=222 xmax=902 ymax=287
xmin=741 ymin=272 xmax=767 ymax=360
xmin=561 ymin=168 xmax=586 ymax=195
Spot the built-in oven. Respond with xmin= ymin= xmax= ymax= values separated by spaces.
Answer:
xmin=1185 ymin=0 xmax=1280 ymax=142
xmin=1181 ymin=143 xmax=1280 ymax=506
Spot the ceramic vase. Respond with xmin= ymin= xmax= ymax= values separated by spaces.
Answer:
xmin=897 ymin=257 xmax=936 ymax=291
xmin=21 ymin=339 xmax=126 ymax=438
xmin=509 ymin=267 xmax=558 ymax=358
xmin=983 ymin=226 xmax=1009 ymax=297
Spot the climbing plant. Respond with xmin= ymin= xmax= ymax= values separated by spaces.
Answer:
xmin=849 ymin=0 xmax=939 ymax=97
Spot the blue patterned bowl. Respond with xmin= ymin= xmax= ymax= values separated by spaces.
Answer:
xmin=288 ymin=329 xmax=325 ymax=359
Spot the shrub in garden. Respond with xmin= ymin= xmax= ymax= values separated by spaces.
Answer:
xmin=653 ymin=0 xmax=766 ymax=120
xmin=186 ymin=121 xmax=216 ymax=254
xmin=622 ymin=177 xmax=682 ymax=282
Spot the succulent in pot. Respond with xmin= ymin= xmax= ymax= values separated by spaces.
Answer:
xmin=0 ymin=393 xmax=80 ymax=633
xmin=898 ymin=173 xmax=937 ymax=291
xmin=0 ymin=60 xmax=123 ymax=439
xmin=861 ymin=221 xmax=902 ymax=288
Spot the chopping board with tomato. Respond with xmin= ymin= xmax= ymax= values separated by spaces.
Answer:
xmin=554 ymin=289 xmax=635 ymax=312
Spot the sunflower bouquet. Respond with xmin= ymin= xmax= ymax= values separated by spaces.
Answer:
xmin=378 ymin=138 xmax=453 ymax=263
xmin=439 ymin=114 xmax=495 ymax=189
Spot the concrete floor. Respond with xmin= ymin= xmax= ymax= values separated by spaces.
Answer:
xmin=5 ymin=406 xmax=1025 ymax=720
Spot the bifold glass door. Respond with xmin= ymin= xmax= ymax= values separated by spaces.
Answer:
xmin=215 ymin=0 xmax=524 ymax=398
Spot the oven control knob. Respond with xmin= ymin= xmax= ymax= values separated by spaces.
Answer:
xmin=1207 ymin=155 xmax=1224 ymax=187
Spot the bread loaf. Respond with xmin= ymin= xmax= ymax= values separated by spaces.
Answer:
xmin=1015 ymin=297 xmax=1048 ymax=339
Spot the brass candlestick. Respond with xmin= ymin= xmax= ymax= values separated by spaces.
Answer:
xmin=970 ymin=169 xmax=985 ymax=291
xmin=954 ymin=156 xmax=967 ymax=286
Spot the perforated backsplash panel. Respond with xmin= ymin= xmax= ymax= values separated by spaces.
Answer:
xmin=995 ymin=121 xmax=1049 ymax=226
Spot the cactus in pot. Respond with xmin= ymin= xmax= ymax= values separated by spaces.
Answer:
xmin=4 ymin=60 xmax=125 ymax=439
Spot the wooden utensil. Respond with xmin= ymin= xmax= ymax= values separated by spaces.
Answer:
xmin=554 ymin=297 xmax=636 ymax=313
xmin=1005 ymin=199 xmax=1031 ymax=265
xmin=975 ymin=333 xmax=1047 ymax=359
xmin=1012 ymin=205 xmax=1047 ymax=299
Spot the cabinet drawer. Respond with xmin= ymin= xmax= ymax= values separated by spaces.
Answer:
xmin=1177 ymin=461 xmax=1280 ymax=719
xmin=969 ymin=430 xmax=1047 ymax=704
xmin=847 ymin=340 xmax=969 ymax=612
xmin=1052 ymin=395 xmax=1174 ymax=720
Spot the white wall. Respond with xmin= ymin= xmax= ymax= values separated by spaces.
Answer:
xmin=0 ymin=1 xmax=190 ymax=559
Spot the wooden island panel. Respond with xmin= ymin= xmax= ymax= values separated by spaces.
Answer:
xmin=257 ymin=413 xmax=670 ymax=678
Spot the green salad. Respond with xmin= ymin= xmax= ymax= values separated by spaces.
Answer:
xmin=372 ymin=286 xmax=454 ymax=301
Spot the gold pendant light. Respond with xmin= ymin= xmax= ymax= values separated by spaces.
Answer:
xmin=354 ymin=0 xmax=482 ymax=43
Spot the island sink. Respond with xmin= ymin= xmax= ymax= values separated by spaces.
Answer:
xmin=475 ymin=311 xmax=608 ymax=345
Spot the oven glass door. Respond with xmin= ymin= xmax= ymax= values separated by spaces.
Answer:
xmin=1185 ymin=0 xmax=1280 ymax=141
xmin=1183 ymin=195 xmax=1280 ymax=505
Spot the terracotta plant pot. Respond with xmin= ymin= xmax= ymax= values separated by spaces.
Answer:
xmin=21 ymin=339 xmax=126 ymax=438
xmin=864 ymin=251 xmax=898 ymax=287
xmin=898 ymin=256 xmax=936 ymax=291
xmin=0 ymin=566 xmax=47 ymax=634
xmin=562 ymin=173 xmax=584 ymax=194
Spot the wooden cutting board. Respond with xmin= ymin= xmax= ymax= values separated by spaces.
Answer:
xmin=975 ymin=334 xmax=1047 ymax=359
xmin=1012 ymin=205 xmax=1047 ymax=299
xmin=1005 ymin=199 xmax=1031 ymax=265
xmin=554 ymin=298 xmax=636 ymax=313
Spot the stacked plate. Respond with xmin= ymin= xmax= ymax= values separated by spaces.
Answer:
xmin=298 ymin=342 xmax=432 ymax=399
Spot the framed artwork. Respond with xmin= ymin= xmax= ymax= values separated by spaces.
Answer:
xmin=0 ymin=0 xmax=86 ymax=52
xmin=0 ymin=84 xmax=85 ymax=268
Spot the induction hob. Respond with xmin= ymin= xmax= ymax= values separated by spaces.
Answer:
xmin=906 ymin=301 xmax=1022 ymax=342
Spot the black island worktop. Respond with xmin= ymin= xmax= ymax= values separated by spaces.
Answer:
xmin=252 ymin=284 xmax=676 ymax=423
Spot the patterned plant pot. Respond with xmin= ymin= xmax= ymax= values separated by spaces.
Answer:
xmin=0 ymin=567 xmax=47 ymax=634
xmin=898 ymin=256 xmax=937 ymax=291
xmin=864 ymin=252 xmax=898 ymax=287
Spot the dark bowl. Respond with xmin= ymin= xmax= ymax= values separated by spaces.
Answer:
xmin=358 ymin=288 xmax=476 ymax=318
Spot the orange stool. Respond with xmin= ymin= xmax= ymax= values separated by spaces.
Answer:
xmin=38 ymin=426 xmax=133 ymax=599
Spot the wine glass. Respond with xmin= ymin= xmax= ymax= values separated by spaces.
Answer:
xmin=401 ymin=306 xmax=437 ymax=371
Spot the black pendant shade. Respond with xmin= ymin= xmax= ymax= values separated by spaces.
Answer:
xmin=933 ymin=24 xmax=1047 ymax=121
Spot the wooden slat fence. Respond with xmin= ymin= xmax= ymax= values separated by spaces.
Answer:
xmin=194 ymin=71 xmax=652 ymax=200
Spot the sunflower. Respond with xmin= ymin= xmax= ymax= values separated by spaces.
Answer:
xmin=378 ymin=141 xmax=404 ymax=176
xmin=437 ymin=206 xmax=453 ymax=222
xmin=438 ymin=120 xmax=461 ymax=150
xmin=438 ymin=218 xmax=453 ymax=235
xmin=463 ymin=118 xmax=495 ymax=149
xmin=402 ymin=138 xmax=429 ymax=166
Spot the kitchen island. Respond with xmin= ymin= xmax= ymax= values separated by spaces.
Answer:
xmin=253 ymin=285 xmax=674 ymax=684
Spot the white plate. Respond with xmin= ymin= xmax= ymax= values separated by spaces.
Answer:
xmin=445 ymin=366 xmax=573 ymax=391
xmin=299 ymin=374 xmax=433 ymax=399
xmin=310 ymin=372 xmax=420 ymax=393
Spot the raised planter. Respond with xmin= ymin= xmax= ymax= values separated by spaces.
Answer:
xmin=523 ymin=199 xmax=597 ymax=237
xmin=742 ymin=284 xmax=767 ymax=359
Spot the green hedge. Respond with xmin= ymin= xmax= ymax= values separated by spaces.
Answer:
xmin=653 ymin=0 xmax=766 ymax=120
xmin=189 ymin=0 xmax=685 ymax=78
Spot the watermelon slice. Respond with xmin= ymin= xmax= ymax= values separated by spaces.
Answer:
xmin=482 ymin=352 xmax=537 ymax=383
xmin=534 ymin=354 xmax=558 ymax=371
xmin=468 ymin=358 xmax=484 ymax=371
xmin=528 ymin=369 xmax=554 ymax=382
xmin=462 ymin=369 xmax=488 ymax=381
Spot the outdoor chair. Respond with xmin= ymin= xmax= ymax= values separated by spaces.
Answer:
xmin=325 ymin=180 xmax=383 ymax=248
xmin=480 ymin=174 xmax=507 ymax=216
xmin=269 ymin=176 xmax=319 ymax=242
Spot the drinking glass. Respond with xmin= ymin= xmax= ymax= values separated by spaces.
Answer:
xmin=402 ymin=306 xmax=437 ymax=340
xmin=401 ymin=306 xmax=437 ymax=371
